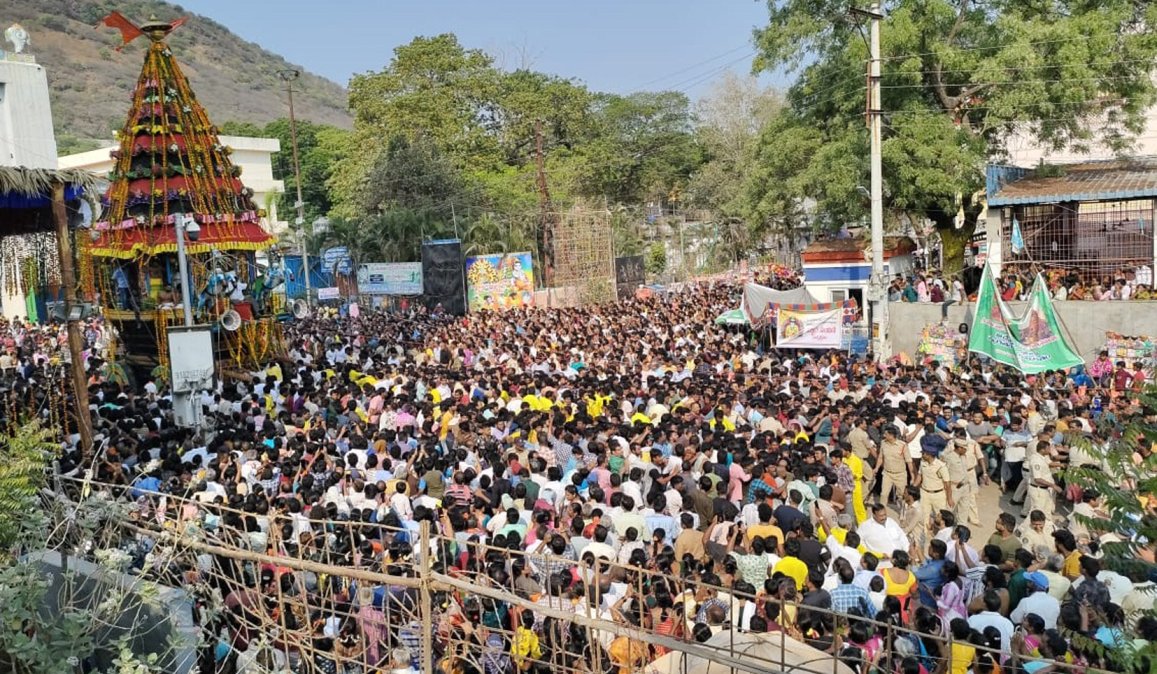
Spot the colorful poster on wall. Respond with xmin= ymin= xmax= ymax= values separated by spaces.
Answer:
xmin=776 ymin=308 xmax=843 ymax=349
xmin=357 ymin=262 xmax=423 ymax=295
xmin=917 ymin=323 xmax=968 ymax=367
xmin=465 ymin=252 xmax=535 ymax=311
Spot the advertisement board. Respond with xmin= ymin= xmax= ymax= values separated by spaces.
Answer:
xmin=614 ymin=255 xmax=645 ymax=298
xmin=357 ymin=262 xmax=423 ymax=295
xmin=465 ymin=252 xmax=535 ymax=311
xmin=776 ymin=308 xmax=843 ymax=349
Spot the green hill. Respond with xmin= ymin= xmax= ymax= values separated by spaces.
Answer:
xmin=6 ymin=0 xmax=352 ymax=154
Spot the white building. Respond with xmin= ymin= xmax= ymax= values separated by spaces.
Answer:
xmin=0 ymin=51 xmax=57 ymax=169
xmin=58 ymin=135 xmax=287 ymax=234
xmin=0 ymin=49 xmax=61 ymax=319
xmin=1005 ymin=106 xmax=1157 ymax=165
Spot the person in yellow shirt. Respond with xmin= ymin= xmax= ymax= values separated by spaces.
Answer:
xmin=1054 ymin=529 xmax=1082 ymax=579
xmin=746 ymin=502 xmax=785 ymax=552
xmin=948 ymin=618 xmax=976 ymax=674
xmin=511 ymin=611 xmax=541 ymax=671
xmin=773 ymin=538 xmax=809 ymax=590
xmin=845 ymin=450 xmax=868 ymax=524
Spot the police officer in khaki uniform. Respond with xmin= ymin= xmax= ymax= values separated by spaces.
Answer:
xmin=914 ymin=434 xmax=953 ymax=515
xmin=945 ymin=429 xmax=979 ymax=526
xmin=847 ymin=417 xmax=877 ymax=492
xmin=956 ymin=425 xmax=986 ymax=525
xmin=879 ymin=425 xmax=910 ymax=506
xmin=1025 ymin=440 xmax=1060 ymax=518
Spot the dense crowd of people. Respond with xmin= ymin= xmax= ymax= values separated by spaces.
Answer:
xmin=3 ymin=273 xmax=1156 ymax=674
xmin=889 ymin=265 xmax=1157 ymax=303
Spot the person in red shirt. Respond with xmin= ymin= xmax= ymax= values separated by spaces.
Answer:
xmin=1112 ymin=361 xmax=1133 ymax=392
xmin=1131 ymin=362 xmax=1147 ymax=391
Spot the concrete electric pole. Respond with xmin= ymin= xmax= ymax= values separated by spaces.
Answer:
xmin=854 ymin=2 xmax=889 ymax=359
xmin=279 ymin=68 xmax=312 ymax=306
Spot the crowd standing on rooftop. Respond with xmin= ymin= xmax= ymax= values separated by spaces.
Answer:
xmin=2 ymin=272 xmax=1156 ymax=674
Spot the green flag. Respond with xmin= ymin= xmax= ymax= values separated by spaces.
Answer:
xmin=968 ymin=264 xmax=1083 ymax=374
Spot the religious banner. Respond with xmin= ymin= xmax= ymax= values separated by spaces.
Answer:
xmin=465 ymin=252 xmax=535 ymax=311
xmin=776 ymin=308 xmax=843 ymax=349
xmin=968 ymin=264 xmax=1082 ymax=373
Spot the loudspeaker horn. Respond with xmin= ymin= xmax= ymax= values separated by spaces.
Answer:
xmin=291 ymin=299 xmax=310 ymax=319
xmin=220 ymin=310 xmax=242 ymax=332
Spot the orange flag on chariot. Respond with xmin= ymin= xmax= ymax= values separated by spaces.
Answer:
xmin=97 ymin=12 xmax=144 ymax=51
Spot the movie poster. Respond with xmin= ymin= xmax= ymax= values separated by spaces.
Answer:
xmin=465 ymin=252 xmax=535 ymax=311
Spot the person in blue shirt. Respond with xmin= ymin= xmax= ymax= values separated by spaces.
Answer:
xmin=1069 ymin=365 xmax=1094 ymax=390
xmin=130 ymin=471 xmax=162 ymax=500
xmin=914 ymin=538 xmax=948 ymax=607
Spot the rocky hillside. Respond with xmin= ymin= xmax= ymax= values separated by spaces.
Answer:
xmin=5 ymin=0 xmax=352 ymax=153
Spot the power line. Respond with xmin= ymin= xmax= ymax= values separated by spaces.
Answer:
xmin=878 ymin=58 xmax=1155 ymax=79
xmin=879 ymin=73 xmax=1149 ymax=90
xmin=661 ymin=52 xmax=759 ymax=94
xmin=627 ymin=44 xmax=754 ymax=90
xmin=877 ymin=36 xmax=1121 ymax=62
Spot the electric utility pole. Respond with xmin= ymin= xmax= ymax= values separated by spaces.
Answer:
xmin=279 ymin=68 xmax=312 ymax=305
xmin=853 ymin=2 xmax=888 ymax=359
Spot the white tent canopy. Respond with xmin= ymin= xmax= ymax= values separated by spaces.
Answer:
xmin=741 ymin=283 xmax=820 ymax=325
xmin=648 ymin=630 xmax=856 ymax=674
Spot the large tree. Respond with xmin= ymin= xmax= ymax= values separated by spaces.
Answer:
xmin=686 ymin=73 xmax=782 ymax=266
xmin=748 ymin=0 xmax=1157 ymax=270
xmin=574 ymin=91 xmax=703 ymax=206
xmin=220 ymin=119 xmax=350 ymax=226
xmin=329 ymin=33 xmax=708 ymax=267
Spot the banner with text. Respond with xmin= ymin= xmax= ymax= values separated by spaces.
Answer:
xmin=776 ymin=308 xmax=843 ymax=349
xmin=465 ymin=252 xmax=535 ymax=311
xmin=968 ymin=264 xmax=1082 ymax=373
xmin=357 ymin=262 xmax=423 ymax=295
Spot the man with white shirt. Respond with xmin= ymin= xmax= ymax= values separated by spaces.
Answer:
xmin=1009 ymin=571 xmax=1060 ymax=628
xmin=969 ymin=590 xmax=1014 ymax=661
xmin=857 ymin=504 xmax=910 ymax=558
xmin=883 ymin=383 xmax=907 ymax=408
xmin=389 ymin=482 xmax=413 ymax=521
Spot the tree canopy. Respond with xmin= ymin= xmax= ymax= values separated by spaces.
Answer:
xmin=322 ymin=33 xmax=706 ymax=266
xmin=747 ymin=0 xmax=1157 ymax=269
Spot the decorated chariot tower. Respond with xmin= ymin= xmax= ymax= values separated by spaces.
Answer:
xmin=91 ymin=15 xmax=287 ymax=378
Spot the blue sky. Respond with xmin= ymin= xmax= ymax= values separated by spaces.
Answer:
xmin=175 ymin=0 xmax=784 ymax=97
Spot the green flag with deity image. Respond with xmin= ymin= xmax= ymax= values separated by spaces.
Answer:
xmin=968 ymin=264 xmax=1083 ymax=374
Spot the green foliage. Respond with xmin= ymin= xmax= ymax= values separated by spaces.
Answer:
xmin=574 ymin=91 xmax=702 ymax=205
xmin=362 ymin=135 xmax=465 ymax=215
xmin=219 ymin=119 xmax=350 ymax=227
xmin=331 ymin=33 xmax=704 ymax=267
xmin=749 ymin=0 xmax=1157 ymax=267
xmin=1063 ymin=387 xmax=1157 ymax=670
xmin=645 ymin=242 xmax=667 ymax=276
xmin=611 ymin=206 xmax=646 ymax=258
xmin=55 ymin=134 xmax=103 ymax=158
xmin=0 ymin=422 xmax=54 ymax=551
xmin=346 ymin=34 xmax=502 ymax=164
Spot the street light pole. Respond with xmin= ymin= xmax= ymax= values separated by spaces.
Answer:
xmin=175 ymin=214 xmax=194 ymax=327
xmin=171 ymin=212 xmax=199 ymax=428
xmin=278 ymin=68 xmax=312 ymax=306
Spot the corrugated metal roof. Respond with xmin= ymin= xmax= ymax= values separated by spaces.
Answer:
xmin=989 ymin=158 xmax=1157 ymax=206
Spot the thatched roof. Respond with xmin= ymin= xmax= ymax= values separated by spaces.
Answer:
xmin=0 ymin=166 xmax=101 ymax=236
xmin=0 ymin=166 xmax=100 ymax=199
